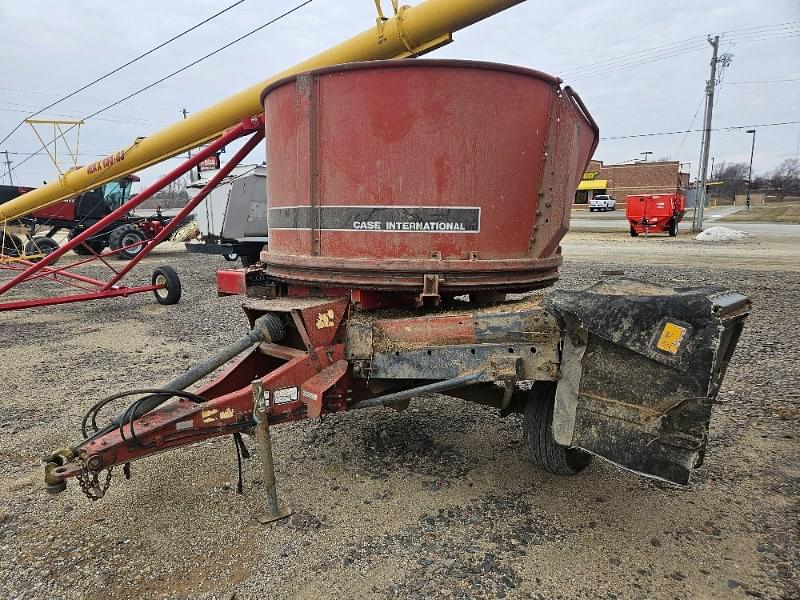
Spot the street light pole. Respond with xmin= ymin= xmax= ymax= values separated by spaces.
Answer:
xmin=746 ymin=129 xmax=756 ymax=213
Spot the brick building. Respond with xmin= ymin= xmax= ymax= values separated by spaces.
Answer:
xmin=575 ymin=160 xmax=689 ymax=204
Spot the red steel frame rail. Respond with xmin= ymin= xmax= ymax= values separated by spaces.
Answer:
xmin=0 ymin=117 xmax=264 ymax=311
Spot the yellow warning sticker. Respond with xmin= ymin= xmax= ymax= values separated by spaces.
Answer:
xmin=656 ymin=322 xmax=687 ymax=354
xmin=201 ymin=408 xmax=219 ymax=423
xmin=315 ymin=309 xmax=335 ymax=329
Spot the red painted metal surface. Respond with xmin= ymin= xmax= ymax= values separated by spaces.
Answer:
xmin=374 ymin=314 xmax=476 ymax=345
xmin=216 ymin=269 xmax=248 ymax=296
xmin=32 ymin=199 xmax=77 ymax=221
xmin=626 ymin=193 xmax=686 ymax=234
xmin=57 ymin=297 xmax=357 ymax=478
xmin=260 ymin=60 xmax=598 ymax=295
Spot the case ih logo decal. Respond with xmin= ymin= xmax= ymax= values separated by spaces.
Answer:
xmin=269 ymin=206 xmax=480 ymax=233
xmin=86 ymin=150 xmax=125 ymax=174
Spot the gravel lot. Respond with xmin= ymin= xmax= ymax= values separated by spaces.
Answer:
xmin=0 ymin=232 xmax=797 ymax=600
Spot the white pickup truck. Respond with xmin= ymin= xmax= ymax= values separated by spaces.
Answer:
xmin=589 ymin=194 xmax=616 ymax=212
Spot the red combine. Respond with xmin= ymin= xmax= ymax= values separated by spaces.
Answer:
xmin=44 ymin=61 xmax=749 ymax=519
xmin=626 ymin=192 xmax=686 ymax=237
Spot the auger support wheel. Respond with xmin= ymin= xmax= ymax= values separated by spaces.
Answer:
xmin=152 ymin=265 xmax=181 ymax=305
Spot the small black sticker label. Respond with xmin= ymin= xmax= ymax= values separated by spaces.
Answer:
xmin=269 ymin=206 xmax=480 ymax=233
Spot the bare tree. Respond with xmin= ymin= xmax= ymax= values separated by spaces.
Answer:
xmin=770 ymin=158 xmax=800 ymax=199
xmin=140 ymin=176 xmax=190 ymax=209
xmin=712 ymin=161 xmax=749 ymax=200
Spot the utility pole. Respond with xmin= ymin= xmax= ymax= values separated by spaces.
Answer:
xmin=746 ymin=129 xmax=756 ymax=212
xmin=640 ymin=151 xmax=653 ymax=162
xmin=693 ymin=36 xmax=732 ymax=233
xmin=2 ymin=150 xmax=13 ymax=185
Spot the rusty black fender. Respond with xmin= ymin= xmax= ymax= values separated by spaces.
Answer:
xmin=544 ymin=279 xmax=750 ymax=485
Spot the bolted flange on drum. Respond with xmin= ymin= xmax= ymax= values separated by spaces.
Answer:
xmin=259 ymin=59 xmax=598 ymax=298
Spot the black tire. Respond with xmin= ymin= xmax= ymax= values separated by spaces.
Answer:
xmin=630 ymin=227 xmax=639 ymax=237
xmin=1 ymin=232 xmax=24 ymax=257
xmin=223 ymin=252 xmax=239 ymax=262
xmin=23 ymin=236 xmax=60 ymax=264
xmin=152 ymin=266 xmax=181 ymax=305
xmin=68 ymin=228 xmax=106 ymax=255
xmin=668 ymin=219 xmax=678 ymax=237
xmin=589 ymin=207 xmax=595 ymax=212
xmin=240 ymin=254 xmax=259 ymax=267
xmin=523 ymin=382 xmax=592 ymax=476
xmin=109 ymin=224 xmax=147 ymax=260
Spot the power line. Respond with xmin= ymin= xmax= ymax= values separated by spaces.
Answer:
xmin=0 ymin=86 xmax=181 ymax=114
xmin=569 ymin=45 xmax=708 ymax=80
xmin=726 ymin=32 xmax=800 ymax=44
xmin=600 ymin=120 xmax=800 ymax=141
xmin=561 ymin=21 xmax=800 ymax=81
xmin=2 ymin=151 xmax=116 ymax=159
xmin=675 ymin=94 xmax=706 ymax=156
xmin=722 ymin=78 xmax=800 ymax=85
xmin=2 ymin=0 xmax=314 ymax=181
xmin=562 ymin=38 xmax=708 ymax=77
xmin=560 ymin=36 xmax=707 ymax=75
xmin=0 ymin=105 xmax=171 ymax=128
xmin=720 ymin=19 xmax=800 ymax=34
xmin=80 ymin=0 xmax=314 ymax=123
xmin=0 ymin=0 xmax=249 ymax=147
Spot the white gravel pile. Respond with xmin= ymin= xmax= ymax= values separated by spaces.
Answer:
xmin=695 ymin=226 xmax=753 ymax=242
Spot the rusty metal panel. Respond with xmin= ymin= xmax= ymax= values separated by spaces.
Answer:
xmin=262 ymin=60 xmax=598 ymax=294
xmin=345 ymin=321 xmax=373 ymax=360
xmin=546 ymin=279 xmax=750 ymax=485
xmin=369 ymin=342 xmax=558 ymax=381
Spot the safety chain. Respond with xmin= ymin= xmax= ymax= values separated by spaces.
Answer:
xmin=76 ymin=467 xmax=113 ymax=501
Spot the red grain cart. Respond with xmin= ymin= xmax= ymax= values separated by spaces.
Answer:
xmin=626 ymin=193 xmax=686 ymax=237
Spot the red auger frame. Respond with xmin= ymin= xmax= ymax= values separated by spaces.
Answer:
xmin=0 ymin=117 xmax=264 ymax=311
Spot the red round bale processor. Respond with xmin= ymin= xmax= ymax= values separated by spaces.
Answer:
xmin=260 ymin=60 xmax=598 ymax=298
xmin=44 ymin=58 xmax=752 ymax=505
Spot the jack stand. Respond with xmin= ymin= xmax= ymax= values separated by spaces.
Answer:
xmin=252 ymin=381 xmax=292 ymax=524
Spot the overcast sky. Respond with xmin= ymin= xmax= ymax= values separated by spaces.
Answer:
xmin=1 ymin=0 xmax=798 ymax=191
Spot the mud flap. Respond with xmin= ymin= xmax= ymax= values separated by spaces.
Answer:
xmin=545 ymin=279 xmax=750 ymax=485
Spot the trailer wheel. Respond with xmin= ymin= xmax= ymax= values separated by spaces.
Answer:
xmin=668 ymin=219 xmax=678 ymax=237
xmin=152 ymin=266 xmax=181 ymax=305
xmin=523 ymin=382 xmax=592 ymax=476
xmin=24 ymin=236 xmax=60 ymax=264
xmin=0 ymin=232 xmax=24 ymax=257
xmin=109 ymin=224 xmax=147 ymax=260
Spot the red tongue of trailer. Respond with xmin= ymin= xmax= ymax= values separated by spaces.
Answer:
xmin=45 ymin=61 xmax=749 ymax=516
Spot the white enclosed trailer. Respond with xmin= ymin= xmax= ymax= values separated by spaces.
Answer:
xmin=185 ymin=164 xmax=267 ymax=265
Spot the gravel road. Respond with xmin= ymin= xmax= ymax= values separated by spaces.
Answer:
xmin=0 ymin=233 xmax=797 ymax=600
